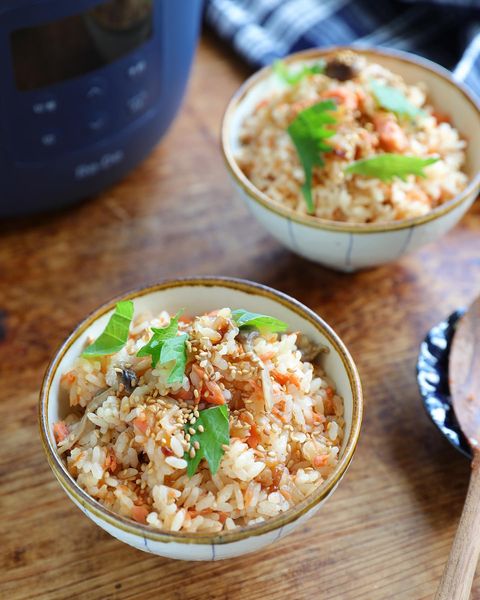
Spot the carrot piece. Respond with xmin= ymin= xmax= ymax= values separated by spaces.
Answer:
xmin=192 ymin=363 xmax=205 ymax=376
xmin=322 ymin=88 xmax=358 ymax=110
xmin=131 ymin=505 xmax=149 ymax=524
xmin=133 ymin=415 xmax=149 ymax=435
xmin=61 ymin=372 xmax=76 ymax=386
xmin=246 ymin=422 xmax=261 ymax=449
xmin=256 ymin=98 xmax=269 ymax=111
xmin=104 ymin=448 xmax=118 ymax=473
xmin=100 ymin=356 xmax=109 ymax=374
xmin=373 ymin=114 xmax=407 ymax=152
xmin=53 ymin=421 xmax=69 ymax=443
xmin=272 ymin=404 xmax=288 ymax=424
xmin=218 ymin=512 xmax=228 ymax=524
xmin=239 ymin=412 xmax=253 ymax=425
xmin=271 ymin=369 xmax=300 ymax=388
xmin=270 ymin=466 xmax=284 ymax=491
xmin=178 ymin=315 xmax=193 ymax=324
xmin=191 ymin=363 xmax=206 ymax=385
xmin=171 ymin=387 xmax=194 ymax=401
xmin=204 ymin=380 xmax=226 ymax=405
xmin=432 ymin=110 xmax=451 ymax=125
xmin=189 ymin=508 xmax=213 ymax=517
xmin=313 ymin=455 xmax=329 ymax=468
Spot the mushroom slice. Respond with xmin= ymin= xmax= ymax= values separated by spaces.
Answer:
xmin=296 ymin=333 xmax=328 ymax=363
xmin=116 ymin=367 xmax=138 ymax=395
xmin=57 ymin=388 xmax=112 ymax=454
xmin=325 ymin=52 xmax=361 ymax=81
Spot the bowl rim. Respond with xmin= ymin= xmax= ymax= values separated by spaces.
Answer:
xmin=221 ymin=45 xmax=480 ymax=234
xmin=39 ymin=276 xmax=363 ymax=546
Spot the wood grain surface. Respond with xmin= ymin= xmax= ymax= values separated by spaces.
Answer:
xmin=1 ymin=34 xmax=480 ymax=600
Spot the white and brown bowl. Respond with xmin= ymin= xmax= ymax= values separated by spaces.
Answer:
xmin=39 ymin=277 xmax=363 ymax=560
xmin=222 ymin=47 xmax=480 ymax=272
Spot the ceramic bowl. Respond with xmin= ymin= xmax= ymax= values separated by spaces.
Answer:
xmin=39 ymin=277 xmax=363 ymax=561
xmin=417 ymin=309 xmax=471 ymax=459
xmin=222 ymin=47 xmax=480 ymax=272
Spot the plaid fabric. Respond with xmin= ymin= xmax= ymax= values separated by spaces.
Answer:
xmin=204 ymin=0 xmax=480 ymax=94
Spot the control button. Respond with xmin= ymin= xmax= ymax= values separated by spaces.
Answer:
xmin=40 ymin=131 xmax=59 ymax=147
xmin=126 ymin=90 xmax=148 ymax=115
xmin=87 ymin=113 xmax=108 ymax=133
xmin=32 ymin=97 xmax=58 ymax=115
xmin=86 ymin=78 xmax=107 ymax=100
xmin=127 ymin=58 xmax=147 ymax=79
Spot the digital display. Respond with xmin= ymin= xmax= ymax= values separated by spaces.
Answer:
xmin=11 ymin=0 xmax=153 ymax=91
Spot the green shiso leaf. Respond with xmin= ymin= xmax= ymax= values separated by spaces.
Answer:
xmin=160 ymin=333 xmax=188 ymax=384
xmin=370 ymin=80 xmax=423 ymax=119
xmin=185 ymin=405 xmax=230 ymax=477
xmin=273 ymin=59 xmax=325 ymax=86
xmin=345 ymin=153 xmax=439 ymax=182
xmin=232 ymin=309 xmax=288 ymax=334
xmin=137 ymin=310 xmax=188 ymax=383
xmin=82 ymin=300 xmax=134 ymax=357
xmin=287 ymin=100 xmax=338 ymax=214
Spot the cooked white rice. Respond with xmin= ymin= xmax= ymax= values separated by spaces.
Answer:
xmin=54 ymin=308 xmax=344 ymax=533
xmin=236 ymin=51 xmax=468 ymax=223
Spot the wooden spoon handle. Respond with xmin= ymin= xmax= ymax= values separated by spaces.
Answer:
xmin=435 ymin=451 xmax=480 ymax=600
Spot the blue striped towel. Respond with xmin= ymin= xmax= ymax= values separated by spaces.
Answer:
xmin=205 ymin=0 xmax=480 ymax=94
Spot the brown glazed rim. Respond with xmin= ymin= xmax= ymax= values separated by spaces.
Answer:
xmin=221 ymin=46 xmax=480 ymax=234
xmin=39 ymin=277 xmax=363 ymax=546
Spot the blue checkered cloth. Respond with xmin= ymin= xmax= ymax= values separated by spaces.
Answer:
xmin=205 ymin=0 xmax=480 ymax=94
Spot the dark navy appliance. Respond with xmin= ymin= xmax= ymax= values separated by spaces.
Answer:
xmin=0 ymin=0 xmax=202 ymax=216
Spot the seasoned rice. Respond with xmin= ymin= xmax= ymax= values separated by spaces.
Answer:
xmin=236 ymin=51 xmax=468 ymax=223
xmin=55 ymin=308 xmax=344 ymax=533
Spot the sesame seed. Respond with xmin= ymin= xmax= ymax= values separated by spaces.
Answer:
xmin=185 ymin=434 xmax=191 ymax=441
xmin=193 ymin=389 xmax=200 ymax=399
xmin=189 ymin=448 xmax=196 ymax=458
xmin=198 ymin=425 xmax=204 ymax=433
xmin=268 ymin=451 xmax=276 ymax=457
xmin=188 ymin=427 xmax=196 ymax=435
xmin=193 ymin=441 xmax=200 ymax=450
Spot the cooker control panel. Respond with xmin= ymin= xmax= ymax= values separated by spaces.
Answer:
xmin=3 ymin=0 xmax=161 ymax=163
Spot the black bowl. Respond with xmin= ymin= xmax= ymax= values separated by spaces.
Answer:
xmin=416 ymin=309 xmax=471 ymax=459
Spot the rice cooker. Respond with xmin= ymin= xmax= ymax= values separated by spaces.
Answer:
xmin=0 ymin=0 xmax=203 ymax=217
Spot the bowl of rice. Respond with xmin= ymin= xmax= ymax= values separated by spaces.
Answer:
xmin=222 ymin=47 xmax=480 ymax=271
xmin=39 ymin=277 xmax=362 ymax=561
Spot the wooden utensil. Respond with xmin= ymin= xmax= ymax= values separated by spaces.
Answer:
xmin=436 ymin=297 xmax=480 ymax=600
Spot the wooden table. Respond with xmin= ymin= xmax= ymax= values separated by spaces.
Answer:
xmin=2 ymin=34 xmax=480 ymax=600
